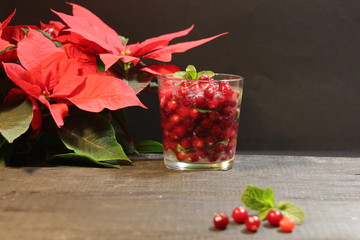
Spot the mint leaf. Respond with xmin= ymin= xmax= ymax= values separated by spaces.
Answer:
xmin=258 ymin=209 xmax=272 ymax=221
xmin=241 ymin=185 xmax=275 ymax=211
xmin=185 ymin=65 xmax=197 ymax=79
xmin=275 ymin=201 xmax=306 ymax=224
xmin=197 ymin=71 xmax=215 ymax=79
xmin=173 ymin=71 xmax=187 ymax=79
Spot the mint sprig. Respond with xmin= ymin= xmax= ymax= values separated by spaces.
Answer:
xmin=173 ymin=65 xmax=214 ymax=80
xmin=241 ymin=185 xmax=305 ymax=224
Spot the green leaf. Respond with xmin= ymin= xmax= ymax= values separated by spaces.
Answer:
xmin=0 ymin=45 xmax=17 ymax=54
xmin=49 ymin=153 xmax=120 ymax=168
xmin=196 ymin=108 xmax=214 ymax=113
xmin=57 ymin=111 xmax=131 ymax=165
xmin=241 ymin=185 xmax=275 ymax=211
xmin=275 ymin=201 xmax=306 ymax=224
xmin=185 ymin=65 xmax=197 ymax=80
xmin=96 ymin=56 xmax=106 ymax=72
xmin=197 ymin=70 xmax=215 ymax=79
xmin=258 ymin=209 xmax=272 ymax=221
xmin=119 ymin=35 xmax=129 ymax=46
xmin=135 ymin=140 xmax=163 ymax=153
xmin=123 ymin=72 xmax=153 ymax=94
xmin=0 ymin=99 xmax=33 ymax=143
xmin=173 ymin=71 xmax=187 ymax=79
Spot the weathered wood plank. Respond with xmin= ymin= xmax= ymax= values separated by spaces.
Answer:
xmin=0 ymin=152 xmax=359 ymax=239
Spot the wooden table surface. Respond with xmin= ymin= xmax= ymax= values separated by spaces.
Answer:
xmin=0 ymin=152 xmax=359 ymax=240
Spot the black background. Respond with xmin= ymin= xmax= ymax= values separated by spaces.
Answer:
xmin=3 ymin=0 xmax=360 ymax=150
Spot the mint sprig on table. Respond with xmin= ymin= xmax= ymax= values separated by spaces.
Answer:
xmin=173 ymin=65 xmax=214 ymax=80
xmin=241 ymin=185 xmax=305 ymax=224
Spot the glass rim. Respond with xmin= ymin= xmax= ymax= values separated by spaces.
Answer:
xmin=157 ymin=73 xmax=244 ymax=82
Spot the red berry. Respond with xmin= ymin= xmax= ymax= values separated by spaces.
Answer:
xmin=177 ymin=106 xmax=189 ymax=118
xmin=178 ymin=86 xmax=190 ymax=96
xmin=176 ymin=151 xmax=188 ymax=161
xmin=207 ymin=99 xmax=219 ymax=109
xmin=173 ymin=125 xmax=187 ymax=138
xmin=199 ymin=74 xmax=212 ymax=80
xmin=213 ymin=213 xmax=229 ymax=230
xmin=169 ymin=114 xmax=182 ymax=125
xmin=167 ymin=100 xmax=179 ymax=112
xmin=180 ymin=137 xmax=191 ymax=149
xmin=266 ymin=210 xmax=283 ymax=226
xmin=210 ymin=125 xmax=221 ymax=136
xmin=232 ymin=206 xmax=248 ymax=223
xmin=194 ymin=96 xmax=206 ymax=108
xmin=279 ymin=216 xmax=296 ymax=232
xmin=201 ymin=118 xmax=212 ymax=128
xmin=245 ymin=215 xmax=261 ymax=232
xmin=204 ymin=85 xmax=215 ymax=99
xmin=189 ymin=108 xmax=200 ymax=119
xmin=192 ymin=138 xmax=205 ymax=149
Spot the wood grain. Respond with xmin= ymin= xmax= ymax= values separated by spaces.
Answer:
xmin=0 ymin=152 xmax=359 ymax=239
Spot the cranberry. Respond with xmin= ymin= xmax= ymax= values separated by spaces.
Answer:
xmin=194 ymin=95 xmax=206 ymax=108
xmin=245 ymin=215 xmax=261 ymax=232
xmin=279 ymin=216 xmax=296 ymax=232
xmin=204 ymin=85 xmax=216 ymax=99
xmin=199 ymin=74 xmax=212 ymax=80
xmin=176 ymin=151 xmax=188 ymax=161
xmin=169 ymin=114 xmax=182 ymax=125
xmin=192 ymin=138 xmax=205 ymax=149
xmin=232 ymin=206 xmax=248 ymax=223
xmin=178 ymin=86 xmax=190 ymax=96
xmin=173 ymin=125 xmax=187 ymax=138
xmin=189 ymin=108 xmax=200 ymax=119
xmin=210 ymin=125 xmax=221 ymax=136
xmin=213 ymin=213 xmax=229 ymax=230
xmin=201 ymin=118 xmax=212 ymax=128
xmin=180 ymin=137 xmax=191 ymax=149
xmin=205 ymin=136 xmax=217 ymax=147
xmin=167 ymin=100 xmax=179 ymax=112
xmin=189 ymin=153 xmax=199 ymax=162
xmin=177 ymin=106 xmax=189 ymax=118
xmin=207 ymin=99 xmax=219 ymax=109
xmin=183 ymin=118 xmax=195 ymax=128
xmin=266 ymin=210 xmax=283 ymax=226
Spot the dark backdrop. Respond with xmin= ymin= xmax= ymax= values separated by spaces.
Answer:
xmin=3 ymin=0 xmax=360 ymax=150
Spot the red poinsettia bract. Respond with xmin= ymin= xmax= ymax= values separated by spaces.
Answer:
xmin=2 ymin=29 xmax=145 ymax=128
xmin=0 ymin=10 xmax=17 ymax=64
xmin=52 ymin=3 xmax=228 ymax=75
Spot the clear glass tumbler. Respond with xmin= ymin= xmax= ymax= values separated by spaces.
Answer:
xmin=158 ymin=74 xmax=244 ymax=170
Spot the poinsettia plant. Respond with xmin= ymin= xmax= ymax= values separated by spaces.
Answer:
xmin=0 ymin=3 xmax=227 ymax=168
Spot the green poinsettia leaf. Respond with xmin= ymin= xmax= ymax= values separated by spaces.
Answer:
xmin=122 ymin=72 xmax=153 ymax=94
xmin=49 ymin=153 xmax=121 ymax=168
xmin=0 ymin=45 xmax=17 ymax=54
xmin=0 ymin=99 xmax=33 ymax=143
xmin=135 ymin=140 xmax=163 ymax=153
xmin=57 ymin=111 xmax=131 ymax=165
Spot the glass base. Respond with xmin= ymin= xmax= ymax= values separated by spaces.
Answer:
xmin=164 ymin=157 xmax=234 ymax=171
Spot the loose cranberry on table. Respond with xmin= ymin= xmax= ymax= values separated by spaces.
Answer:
xmin=232 ymin=206 xmax=248 ymax=223
xmin=213 ymin=213 xmax=230 ymax=230
xmin=279 ymin=216 xmax=296 ymax=232
xmin=245 ymin=215 xmax=261 ymax=232
xmin=266 ymin=209 xmax=283 ymax=226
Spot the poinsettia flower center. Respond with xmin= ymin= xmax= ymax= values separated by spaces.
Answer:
xmin=120 ymin=49 xmax=131 ymax=56
xmin=42 ymin=90 xmax=50 ymax=100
